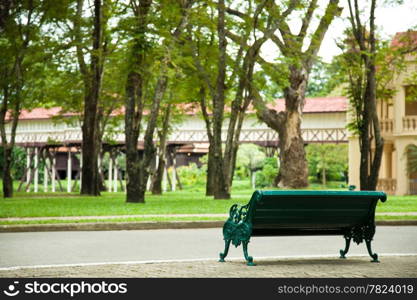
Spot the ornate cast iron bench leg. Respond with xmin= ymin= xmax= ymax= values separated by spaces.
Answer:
xmin=344 ymin=224 xmax=379 ymax=262
xmin=339 ymin=236 xmax=351 ymax=259
xmin=243 ymin=241 xmax=255 ymax=266
xmin=219 ymin=239 xmax=231 ymax=262
xmin=365 ymin=240 xmax=379 ymax=263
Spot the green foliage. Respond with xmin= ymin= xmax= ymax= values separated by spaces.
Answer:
xmin=306 ymin=60 xmax=343 ymax=97
xmin=406 ymin=144 xmax=417 ymax=175
xmin=405 ymin=72 xmax=417 ymax=102
xmin=176 ymin=163 xmax=206 ymax=187
xmin=306 ymin=144 xmax=348 ymax=183
xmin=234 ymin=144 xmax=265 ymax=180
xmin=255 ymin=157 xmax=278 ymax=188
xmin=0 ymin=146 xmax=27 ymax=181
xmin=335 ymin=29 xmax=407 ymax=135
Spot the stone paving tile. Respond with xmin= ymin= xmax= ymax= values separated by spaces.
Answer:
xmin=1 ymin=256 xmax=416 ymax=278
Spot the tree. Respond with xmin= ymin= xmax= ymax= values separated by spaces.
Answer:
xmin=250 ymin=0 xmax=342 ymax=188
xmin=339 ymin=1 xmax=415 ymax=190
xmin=305 ymin=60 xmax=342 ymax=97
xmin=151 ymin=102 xmax=171 ymax=195
xmin=306 ymin=144 xmax=347 ymax=185
xmin=72 ymin=0 xmax=109 ymax=196
xmin=236 ymin=143 xmax=265 ymax=187
xmin=0 ymin=0 xmax=62 ymax=197
xmin=188 ymin=0 xmax=276 ymax=198
xmin=124 ymin=0 xmax=193 ymax=203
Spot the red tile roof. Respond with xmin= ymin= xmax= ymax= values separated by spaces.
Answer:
xmin=265 ymin=96 xmax=347 ymax=113
xmin=391 ymin=31 xmax=417 ymax=50
xmin=10 ymin=96 xmax=347 ymax=121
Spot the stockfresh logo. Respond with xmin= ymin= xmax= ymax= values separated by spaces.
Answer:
xmin=3 ymin=281 xmax=20 ymax=297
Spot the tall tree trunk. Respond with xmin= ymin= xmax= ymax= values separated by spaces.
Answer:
xmin=0 ymin=87 xmax=12 ymax=198
xmin=0 ymin=98 xmax=20 ymax=198
xmin=125 ymin=0 xmax=191 ymax=203
xmin=212 ymin=0 xmax=229 ymax=199
xmin=0 ymin=1 xmax=30 ymax=198
xmin=80 ymin=0 xmax=104 ymax=196
xmin=124 ymin=0 xmax=151 ymax=203
xmin=279 ymin=67 xmax=309 ymax=188
xmin=198 ymin=87 xmax=215 ymax=196
xmin=348 ymin=0 xmax=383 ymax=191
xmin=137 ymin=73 xmax=168 ymax=201
xmin=1 ymin=146 xmax=13 ymax=197
xmin=152 ymin=103 xmax=171 ymax=195
xmin=254 ymin=67 xmax=309 ymax=188
xmin=205 ymin=144 xmax=215 ymax=195
xmin=125 ymin=69 xmax=143 ymax=202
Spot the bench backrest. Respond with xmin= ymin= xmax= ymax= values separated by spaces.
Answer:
xmin=246 ymin=190 xmax=387 ymax=236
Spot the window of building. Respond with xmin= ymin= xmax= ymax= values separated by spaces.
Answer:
xmin=405 ymin=85 xmax=417 ymax=115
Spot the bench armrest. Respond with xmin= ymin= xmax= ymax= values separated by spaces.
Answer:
xmin=228 ymin=203 xmax=251 ymax=224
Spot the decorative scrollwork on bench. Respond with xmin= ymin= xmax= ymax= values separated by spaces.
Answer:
xmin=228 ymin=203 xmax=250 ymax=224
xmin=223 ymin=204 xmax=252 ymax=248
xmin=344 ymin=224 xmax=376 ymax=245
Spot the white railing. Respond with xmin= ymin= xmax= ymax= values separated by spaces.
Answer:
xmin=403 ymin=116 xmax=417 ymax=132
xmin=8 ymin=127 xmax=348 ymax=145
xmin=380 ymin=119 xmax=394 ymax=135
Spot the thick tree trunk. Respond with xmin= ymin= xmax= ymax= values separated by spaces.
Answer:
xmin=125 ymin=69 xmax=144 ymax=203
xmin=279 ymin=68 xmax=309 ymax=188
xmin=278 ymin=110 xmax=308 ymax=188
xmin=124 ymin=1 xmax=150 ymax=203
xmin=212 ymin=0 xmax=229 ymax=199
xmin=2 ymin=146 xmax=13 ymax=197
xmin=81 ymin=93 xmax=101 ymax=195
xmin=1 ymin=80 xmax=21 ymax=198
xmin=205 ymin=147 xmax=215 ymax=196
xmin=80 ymin=0 xmax=103 ymax=196
xmin=254 ymin=67 xmax=309 ymax=189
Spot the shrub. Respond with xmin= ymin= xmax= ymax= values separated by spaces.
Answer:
xmin=255 ymin=157 xmax=278 ymax=188
xmin=176 ymin=163 xmax=206 ymax=187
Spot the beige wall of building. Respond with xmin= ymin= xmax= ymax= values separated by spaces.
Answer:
xmin=348 ymin=48 xmax=417 ymax=195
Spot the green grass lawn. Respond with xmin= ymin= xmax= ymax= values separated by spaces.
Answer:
xmin=1 ymin=180 xmax=416 ymax=224
xmin=0 ymin=189 xmax=254 ymax=218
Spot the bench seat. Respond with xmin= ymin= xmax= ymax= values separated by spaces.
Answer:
xmin=218 ymin=190 xmax=387 ymax=266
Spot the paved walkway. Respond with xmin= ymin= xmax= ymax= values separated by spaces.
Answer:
xmin=1 ymin=255 xmax=416 ymax=277
xmin=1 ymin=212 xmax=417 ymax=222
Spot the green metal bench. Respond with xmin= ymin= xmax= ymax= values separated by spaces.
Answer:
xmin=218 ymin=190 xmax=387 ymax=266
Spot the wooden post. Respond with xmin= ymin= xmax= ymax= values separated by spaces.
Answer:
xmin=26 ymin=148 xmax=30 ymax=186
xmin=34 ymin=147 xmax=39 ymax=193
xmin=44 ymin=157 xmax=48 ymax=192
xmin=79 ymin=151 xmax=83 ymax=189
xmin=162 ymin=165 xmax=167 ymax=192
xmin=67 ymin=147 xmax=72 ymax=193
xmin=52 ymin=154 xmax=56 ymax=193
xmin=113 ymin=154 xmax=118 ymax=192
xmin=171 ymin=149 xmax=176 ymax=192
xmin=108 ymin=153 xmax=113 ymax=192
